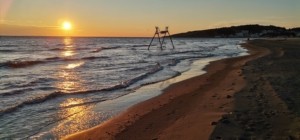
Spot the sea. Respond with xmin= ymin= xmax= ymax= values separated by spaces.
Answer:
xmin=0 ymin=37 xmax=248 ymax=139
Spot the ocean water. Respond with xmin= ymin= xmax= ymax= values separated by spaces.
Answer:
xmin=0 ymin=37 xmax=247 ymax=139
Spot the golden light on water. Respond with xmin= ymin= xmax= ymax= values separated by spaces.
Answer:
xmin=56 ymin=70 xmax=85 ymax=93
xmin=62 ymin=38 xmax=74 ymax=57
xmin=63 ymin=50 xmax=74 ymax=57
xmin=51 ymin=98 xmax=100 ymax=138
xmin=66 ymin=62 xmax=85 ymax=69
xmin=56 ymin=38 xmax=86 ymax=93
xmin=52 ymin=59 xmax=98 ymax=138
xmin=60 ymin=81 xmax=77 ymax=92
xmin=51 ymin=37 xmax=96 ymax=138
xmin=63 ymin=38 xmax=73 ymax=46
xmin=60 ymin=98 xmax=84 ymax=108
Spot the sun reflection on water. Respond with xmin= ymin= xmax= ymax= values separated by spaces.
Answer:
xmin=61 ymin=38 xmax=75 ymax=57
xmin=63 ymin=38 xmax=73 ymax=47
xmin=66 ymin=61 xmax=85 ymax=69
xmin=50 ymin=38 xmax=100 ymax=138
xmin=51 ymin=98 xmax=101 ymax=139
xmin=56 ymin=70 xmax=86 ymax=93
xmin=55 ymin=38 xmax=87 ymax=93
xmin=63 ymin=50 xmax=74 ymax=57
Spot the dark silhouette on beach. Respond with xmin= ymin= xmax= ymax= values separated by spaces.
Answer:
xmin=148 ymin=26 xmax=175 ymax=50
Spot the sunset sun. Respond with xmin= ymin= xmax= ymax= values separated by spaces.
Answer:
xmin=62 ymin=21 xmax=72 ymax=30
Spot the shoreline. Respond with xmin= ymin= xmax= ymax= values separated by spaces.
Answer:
xmin=64 ymin=41 xmax=269 ymax=140
xmin=89 ymin=57 xmax=222 ymax=110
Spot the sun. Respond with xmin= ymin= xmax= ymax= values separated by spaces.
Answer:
xmin=62 ymin=21 xmax=72 ymax=30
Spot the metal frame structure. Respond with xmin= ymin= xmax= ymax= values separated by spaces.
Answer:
xmin=148 ymin=26 xmax=175 ymax=50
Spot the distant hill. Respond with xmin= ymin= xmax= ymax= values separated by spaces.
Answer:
xmin=172 ymin=24 xmax=299 ymax=38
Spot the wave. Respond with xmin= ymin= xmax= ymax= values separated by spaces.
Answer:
xmin=0 ymin=90 xmax=114 ymax=115
xmin=1 ymin=56 xmax=109 ymax=69
xmin=49 ymin=48 xmax=63 ymax=51
xmin=106 ymin=64 xmax=164 ymax=90
xmin=132 ymin=44 xmax=148 ymax=47
xmin=0 ymin=91 xmax=61 ymax=115
xmin=0 ymin=57 xmax=195 ymax=116
xmin=0 ymin=49 xmax=50 ymax=53
xmin=45 ymin=57 xmax=60 ymax=61
xmin=101 ymin=46 xmax=122 ymax=50
xmin=90 ymin=48 xmax=102 ymax=53
xmin=57 ymin=56 xmax=109 ymax=61
xmin=50 ymin=46 xmax=119 ymax=52
xmin=0 ymin=49 xmax=15 ymax=52
xmin=50 ymin=47 xmax=91 ymax=51
xmin=82 ymin=56 xmax=109 ymax=60
xmin=0 ymin=58 xmax=197 ymax=117
xmin=0 ymin=44 xmax=17 ymax=47
xmin=0 ymin=88 xmax=35 ymax=96
xmin=1 ymin=78 xmax=56 ymax=95
xmin=0 ymin=64 xmax=164 ymax=116
xmin=1 ymin=60 xmax=45 ymax=68
xmin=0 ymin=51 xmax=212 ymax=70
xmin=87 ymin=43 xmax=97 ymax=46
xmin=55 ymin=43 xmax=73 ymax=47
xmin=134 ymin=70 xmax=181 ymax=89
xmin=167 ymin=59 xmax=180 ymax=66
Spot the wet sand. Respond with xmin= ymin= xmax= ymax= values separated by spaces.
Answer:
xmin=64 ymin=39 xmax=300 ymax=140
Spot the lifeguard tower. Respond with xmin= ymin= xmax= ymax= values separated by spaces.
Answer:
xmin=148 ymin=26 xmax=175 ymax=50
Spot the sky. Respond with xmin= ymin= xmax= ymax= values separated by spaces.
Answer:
xmin=0 ymin=0 xmax=299 ymax=37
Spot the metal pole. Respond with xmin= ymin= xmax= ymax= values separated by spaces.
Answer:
xmin=168 ymin=31 xmax=175 ymax=49
xmin=161 ymin=33 xmax=167 ymax=48
xmin=157 ymin=33 xmax=163 ymax=50
xmin=148 ymin=33 xmax=157 ymax=50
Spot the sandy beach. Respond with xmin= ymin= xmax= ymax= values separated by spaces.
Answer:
xmin=211 ymin=39 xmax=300 ymax=139
xmin=64 ymin=39 xmax=300 ymax=140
